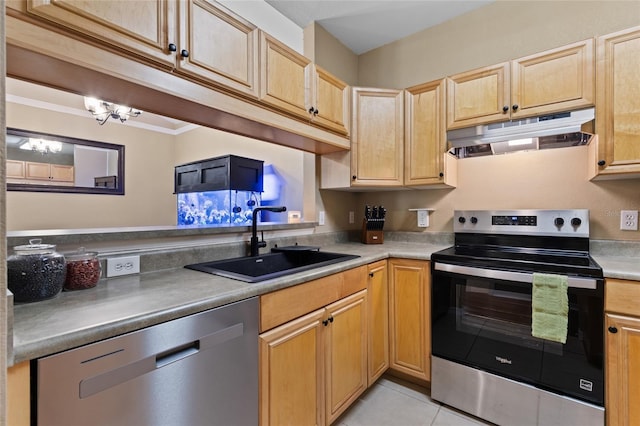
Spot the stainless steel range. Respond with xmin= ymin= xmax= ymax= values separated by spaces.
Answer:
xmin=430 ymin=210 xmax=604 ymax=426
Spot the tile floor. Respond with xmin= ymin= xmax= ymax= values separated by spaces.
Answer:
xmin=335 ymin=375 xmax=493 ymax=426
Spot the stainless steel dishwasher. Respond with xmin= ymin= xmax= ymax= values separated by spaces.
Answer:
xmin=36 ymin=297 xmax=258 ymax=426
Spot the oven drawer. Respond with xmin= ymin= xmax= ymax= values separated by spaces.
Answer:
xmin=605 ymin=278 xmax=640 ymax=316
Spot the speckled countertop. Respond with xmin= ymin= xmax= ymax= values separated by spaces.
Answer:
xmin=11 ymin=238 xmax=640 ymax=366
xmin=10 ymin=241 xmax=446 ymax=365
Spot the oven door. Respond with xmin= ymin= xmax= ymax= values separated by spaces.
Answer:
xmin=431 ymin=262 xmax=604 ymax=406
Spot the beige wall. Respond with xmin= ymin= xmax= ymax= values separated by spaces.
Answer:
xmin=358 ymin=0 xmax=640 ymax=88
xmin=305 ymin=23 xmax=359 ymax=86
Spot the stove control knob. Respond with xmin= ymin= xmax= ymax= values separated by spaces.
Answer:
xmin=470 ymin=217 xmax=478 ymax=224
xmin=458 ymin=217 xmax=466 ymax=224
xmin=571 ymin=217 xmax=582 ymax=227
xmin=554 ymin=217 xmax=565 ymax=227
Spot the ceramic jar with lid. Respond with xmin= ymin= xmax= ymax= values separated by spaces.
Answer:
xmin=7 ymin=238 xmax=66 ymax=303
xmin=64 ymin=247 xmax=102 ymax=290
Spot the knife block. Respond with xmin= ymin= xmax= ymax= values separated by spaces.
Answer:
xmin=361 ymin=219 xmax=384 ymax=244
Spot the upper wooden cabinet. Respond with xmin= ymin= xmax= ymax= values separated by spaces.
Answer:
xmin=404 ymin=79 xmax=456 ymax=188
xmin=351 ymin=87 xmax=404 ymax=187
xmin=259 ymin=32 xmax=349 ymax=135
xmin=24 ymin=0 xmax=260 ymax=98
xmin=447 ymin=39 xmax=595 ymax=129
xmin=25 ymin=0 xmax=177 ymax=67
xmin=176 ymin=0 xmax=259 ymax=98
xmin=592 ymin=26 xmax=640 ymax=178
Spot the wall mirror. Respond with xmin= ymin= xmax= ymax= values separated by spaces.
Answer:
xmin=6 ymin=128 xmax=125 ymax=195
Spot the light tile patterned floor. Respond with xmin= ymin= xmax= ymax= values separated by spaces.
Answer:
xmin=334 ymin=375 xmax=493 ymax=426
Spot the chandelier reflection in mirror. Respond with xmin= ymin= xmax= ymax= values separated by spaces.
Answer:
xmin=20 ymin=138 xmax=63 ymax=155
xmin=84 ymin=97 xmax=142 ymax=125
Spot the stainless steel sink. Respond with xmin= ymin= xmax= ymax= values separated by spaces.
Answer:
xmin=185 ymin=248 xmax=360 ymax=283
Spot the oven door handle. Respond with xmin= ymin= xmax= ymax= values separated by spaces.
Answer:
xmin=433 ymin=262 xmax=598 ymax=289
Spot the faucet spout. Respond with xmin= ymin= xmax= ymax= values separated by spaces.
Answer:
xmin=250 ymin=206 xmax=287 ymax=256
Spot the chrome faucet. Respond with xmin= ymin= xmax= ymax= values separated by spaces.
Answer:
xmin=250 ymin=206 xmax=287 ymax=256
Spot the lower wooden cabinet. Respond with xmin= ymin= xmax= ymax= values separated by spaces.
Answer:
xmin=259 ymin=267 xmax=368 ymax=426
xmin=367 ymin=260 xmax=389 ymax=385
xmin=7 ymin=361 xmax=30 ymax=426
xmin=388 ymin=258 xmax=431 ymax=382
xmin=605 ymin=278 xmax=640 ymax=425
xmin=259 ymin=290 xmax=367 ymax=426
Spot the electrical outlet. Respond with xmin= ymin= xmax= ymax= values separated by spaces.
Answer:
xmin=318 ymin=211 xmax=325 ymax=226
xmin=349 ymin=211 xmax=355 ymax=224
xmin=106 ymin=255 xmax=141 ymax=277
xmin=620 ymin=210 xmax=638 ymax=231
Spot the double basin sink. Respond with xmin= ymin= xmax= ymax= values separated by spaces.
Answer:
xmin=185 ymin=246 xmax=360 ymax=283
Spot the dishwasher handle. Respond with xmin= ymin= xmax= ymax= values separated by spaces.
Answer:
xmin=79 ymin=322 xmax=244 ymax=399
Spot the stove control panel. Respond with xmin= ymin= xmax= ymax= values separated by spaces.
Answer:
xmin=454 ymin=209 xmax=590 ymax=237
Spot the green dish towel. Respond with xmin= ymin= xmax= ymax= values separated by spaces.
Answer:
xmin=531 ymin=272 xmax=568 ymax=344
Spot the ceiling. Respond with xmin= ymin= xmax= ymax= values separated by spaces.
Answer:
xmin=265 ymin=0 xmax=495 ymax=54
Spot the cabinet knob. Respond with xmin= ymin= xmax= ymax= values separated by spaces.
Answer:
xmin=512 ymin=104 xmax=519 ymax=111
xmin=439 ymin=172 xmax=444 ymax=178
xmin=598 ymin=160 xmax=606 ymax=167
xmin=180 ymin=49 xmax=189 ymax=58
xmin=308 ymin=107 xmax=315 ymax=114
xmin=323 ymin=319 xmax=329 ymax=326
xmin=369 ymin=272 xmax=374 ymax=277
xmin=352 ymin=175 xmax=357 ymax=180
xmin=313 ymin=108 xmax=319 ymax=116
xmin=502 ymin=105 xmax=509 ymax=113
xmin=168 ymin=43 xmax=177 ymax=52
xmin=608 ymin=326 xmax=618 ymax=334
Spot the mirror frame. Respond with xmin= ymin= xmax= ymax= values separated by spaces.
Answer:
xmin=6 ymin=127 xmax=125 ymax=195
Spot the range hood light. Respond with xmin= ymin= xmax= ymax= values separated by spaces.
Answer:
xmin=508 ymin=138 xmax=534 ymax=147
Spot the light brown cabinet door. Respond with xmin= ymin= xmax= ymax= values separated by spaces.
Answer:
xmin=6 ymin=159 xmax=26 ymax=179
xmin=177 ymin=0 xmax=259 ymax=98
xmin=511 ymin=39 xmax=594 ymax=119
xmin=367 ymin=260 xmax=389 ymax=385
xmin=312 ymin=65 xmax=350 ymax=135
xmin=25 ymin=161 xmax=52 ymax=180
xmin=8 ymin=361 xmax=30 ymax=426
xmin=260 ymin=31 xmax=313 ymax=120
xmin=259 ymin=309 xmax=325 ymax=426
xmin=446 ymin=62 xmax=510 ymax=129
xmin=351 ymin=87 xmax=404 ymax=187
xmin=50 ymin=164 xmax=74 ymax=182
xmin=594 ymin=26 xmax=640 ymax=177
xmin=404 ymin=79 xmax=447 ymax=186
xmin=389 ymin=258 xmax=431 ymax=381
xmin=605 ymin=313 xmax=640 ymax=426
xmin=26 ymin=0 xmax=176 ymax=67
xmin=325 ymin=290 xmax=368 ymax=425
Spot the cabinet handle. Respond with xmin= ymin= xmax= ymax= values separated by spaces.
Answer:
xmin=322 ymin=316 xmax=334 ymax=326
xmin=180 ymin=49 xmax=190 ymax=58
xmin=512 ymin=104 xmax=519 ymax=111
xmin=502 ymin=105 xmax=509 ymax=113
xmin=168 ymin=43 xmax=177 ymax=52
xmin=597 ymin=160 xmax=606 ymax=167
xmin=608 ymin=326 xmax=618 ymax=334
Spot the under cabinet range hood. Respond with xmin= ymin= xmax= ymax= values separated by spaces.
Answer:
xmin=448 ymin=108 xmax=595 ymax=158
